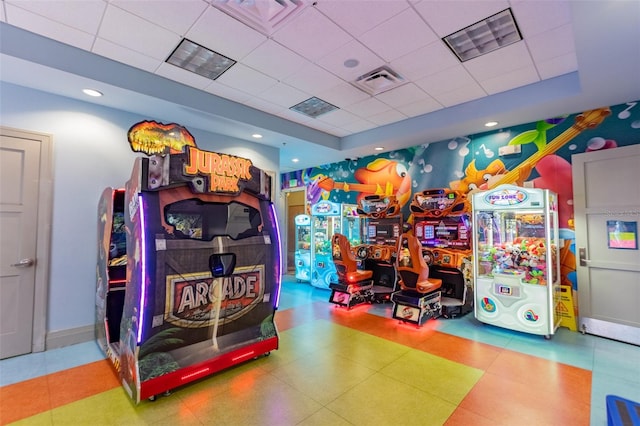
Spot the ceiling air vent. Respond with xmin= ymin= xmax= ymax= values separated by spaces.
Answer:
xmin=352 ymin=66 xmax=407 ymax=96
xmin=211 ymin=0 xmax=311 ymax=36
xmin=290 ymin=97 xmax=338 ymax=118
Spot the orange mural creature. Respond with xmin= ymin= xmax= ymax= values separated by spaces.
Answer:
xmin=449 ymin=159 xmax=509 ymax=193
xmin=317 ymin=158 xmax=413 ymax=207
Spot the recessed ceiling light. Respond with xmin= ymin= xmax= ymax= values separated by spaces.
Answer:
xmin=485 ymin=121 xmax=499 ymax=127
xmin=374 ymin=147 xmax=384 ymax=151
xmin=292 ymin=158 xmax=299 ymax=163
xmin=443 ymin=8 xmax=522 ymax=62
xmin=82 ymin=88 xmax=103 ymax=97
xmin=252 ymin=133 xmax=263 ymax=139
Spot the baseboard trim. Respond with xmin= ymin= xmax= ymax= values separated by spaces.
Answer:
xmin=46 ymin=324 xmax=94 ymax=350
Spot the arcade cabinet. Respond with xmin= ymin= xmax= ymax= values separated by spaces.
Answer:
xmin=411 ymin=188 xmax=474 ymax=318
xmin=294 ymin=214 xmax=311 ymax=283
xmin=472 ymin=184 xmax=560 ymax=339
xmin=96 ymin=121 xmax=281 ymax=403
xmin=391 ymin=233 xmax=443 ymax=326
xmin=329 ymin=195 xmax=402 ymax=306
xmin=327 ymin=233 xmax=374 ymax=309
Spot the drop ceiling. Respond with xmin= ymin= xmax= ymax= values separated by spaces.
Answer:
xmin=1 ymin=0 xmax=639 ymax=171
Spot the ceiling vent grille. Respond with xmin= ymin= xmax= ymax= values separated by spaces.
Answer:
xmin=290 ymin=97 xmax=338 ymax=118
xmin=211 ymin=0 xmax=311 ymax=36
xmin=352 ymin=66 xmax=407 ymax=96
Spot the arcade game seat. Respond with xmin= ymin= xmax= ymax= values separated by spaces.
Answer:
xmin=391 ymin=233 xmax=443 ymax=326
xmin=328 ymin=233 xmax=374 ymax=309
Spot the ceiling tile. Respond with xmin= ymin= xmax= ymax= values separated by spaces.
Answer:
xmin=431 ymin=82 xmax=487 ymax=107
xmin=245 ymin=97 xmax=286 ymax=115
xmin=359 ymin=8 xmax=439 ymax=62
xmin=110 ymin=0 xmax=208 ymax=35
xmin=342 ymin=97 xmax=392 ymax=117
xmin=203 ymin=81 xmax=253 ymax=103
xmin=4 ymin=4 xmax=96 ymax=50
xmin=395 ymin=97 xmax=443 ymax=118
xmin=272 ymin=7 xmax=352 ymax=62
xmin=315 ymin=82 xmax=370 ymax=108
xmin=317 ymin=39 xmax=384 ymax=82
xmin=536 ymin=52 xmax=578 ymax=80
xmin=414 ymin=0 xmax=510 ymax=37
xmin=479 ymin=64 xmax=539 ymax=95
xmin=463 ymin=42 xmax=534 ymax=82
xmin=511 ymin=0 xmax=572 ymax=38
xmin=257 ymin=83 xmax=310 ymax=108
xmin=390 ymin=41 xmax=459 ymax=81
xmin=92 ymin=38 xmax=162 ymax=73
xmin=317 ymin=109 xmax=361 ymax=127
xmin=285 ymin=62 xmax=345 ymax=94
xmin=368 ymin=109 xmax=407 ymax=126
xmin=5 ymin=0 xmax=105 ymax=34
xmin=316 ymin=0 xmax=409 ymax=37
xmin=377 ymin=83 xmax=428 ymax=108
xmin=415 ymin=64 xmax=476 ymax=96
xmin=186 ymin=6 xmax=267 ymax=60
xmin=304 ymin=119 xmax=343 ymax=136
xmin=215 ymin=63 xmax=278 ymax=94
xmin=99 ymin=5 xmax=181 ymax=60
xmin=526 ymin=24 xmax=576 ymax=64
xmin=155 ymin=62 xmax=212 ymax=89
xmin=277 ymin=108 xmax=314 ymax=125
xmin=242 ymin=39 xmax=309 ymax=80
xmin=339 ymin=119 xmax=377 ymax=133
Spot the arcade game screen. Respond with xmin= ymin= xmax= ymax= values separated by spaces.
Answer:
xmin=414 ymin=215 xmax=471 ymax=250
xmin=165 ymin=199 xmax=261 ymax=241
xmin=362 ymin=219 xmax=401 ymax=246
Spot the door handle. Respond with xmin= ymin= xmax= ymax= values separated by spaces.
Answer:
xmin=10 ymin=258 xmax=35 ymax=268
xmin=578 ymin=248 xmax=590 ymax=267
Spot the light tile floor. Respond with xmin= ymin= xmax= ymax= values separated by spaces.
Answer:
xmin=1 ymin=275 xmax=639 ymax=425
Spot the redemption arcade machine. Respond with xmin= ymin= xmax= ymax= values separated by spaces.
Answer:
xmin=293 ymin=214 xmax=311 ymax=283
xmin=329 ymin=195 xmax=402 ymax=306
xmin=410 ymin=188 xmax=474 ymax=318
xmin=96 ymin=121 xmax=282 ymax=403
xmin=472 ymin=184 xmax=560 ymax=339
xmin=309 ymin=201 xmax=359 ymax=289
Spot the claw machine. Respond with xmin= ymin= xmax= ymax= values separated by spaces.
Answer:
xmin=472 ymin=184 xmax=560 ymax=338
xmin=294 ymin=214 xmax=311 ymax=282
xmin=310 ymin=201 xmax=359 ymax=289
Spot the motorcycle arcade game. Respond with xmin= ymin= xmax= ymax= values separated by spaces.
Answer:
xmin=410 ymin=189 xmax=474 ymax=318
xmin=328 ymin=195 xmax=402 ymax=308
xmin=96 ymin=121 xmax=281 ymax=404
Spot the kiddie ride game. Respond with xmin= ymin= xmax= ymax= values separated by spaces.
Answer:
xmin=472 ymin=184 xmax=560 ymax=339
xmin=328 ymin=195 xmax=402 ymax=308
xmin=409 ymin=188 xmax=474 ymax=318
xmin=96 ymin=121 xmax=281 ymax=403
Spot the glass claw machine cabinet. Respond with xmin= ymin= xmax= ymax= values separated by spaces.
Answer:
xmin=310 ymin=201 xmax=359 ymax=289
xmin=471 ymin=184 xmax=561 ymax=339
xmin=294 ymin=214 xmax=312 ymax=283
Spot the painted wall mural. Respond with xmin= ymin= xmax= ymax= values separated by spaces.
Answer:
xmin=282 ymin=100 xmax=640 ymax=294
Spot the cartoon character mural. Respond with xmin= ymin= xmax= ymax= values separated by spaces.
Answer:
xmin=282 ymin=100 xmax=640 ymax=305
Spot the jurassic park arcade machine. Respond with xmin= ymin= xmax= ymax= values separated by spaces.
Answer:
xmin=96 ymin=121 xmax=281 ymax=403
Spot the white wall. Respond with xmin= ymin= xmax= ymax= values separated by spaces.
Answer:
xmin=0 ymin=82 xmax=280 ymax=338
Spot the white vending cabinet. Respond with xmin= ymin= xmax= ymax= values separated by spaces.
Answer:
xmin=472 ymin=185 xmax=561 ymax=338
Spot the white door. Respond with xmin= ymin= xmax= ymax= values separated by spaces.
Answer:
xmin=572 ymin=144 xmax=640 ymax=345
xmin=0 ymin=129 xmax=50 ymax=359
